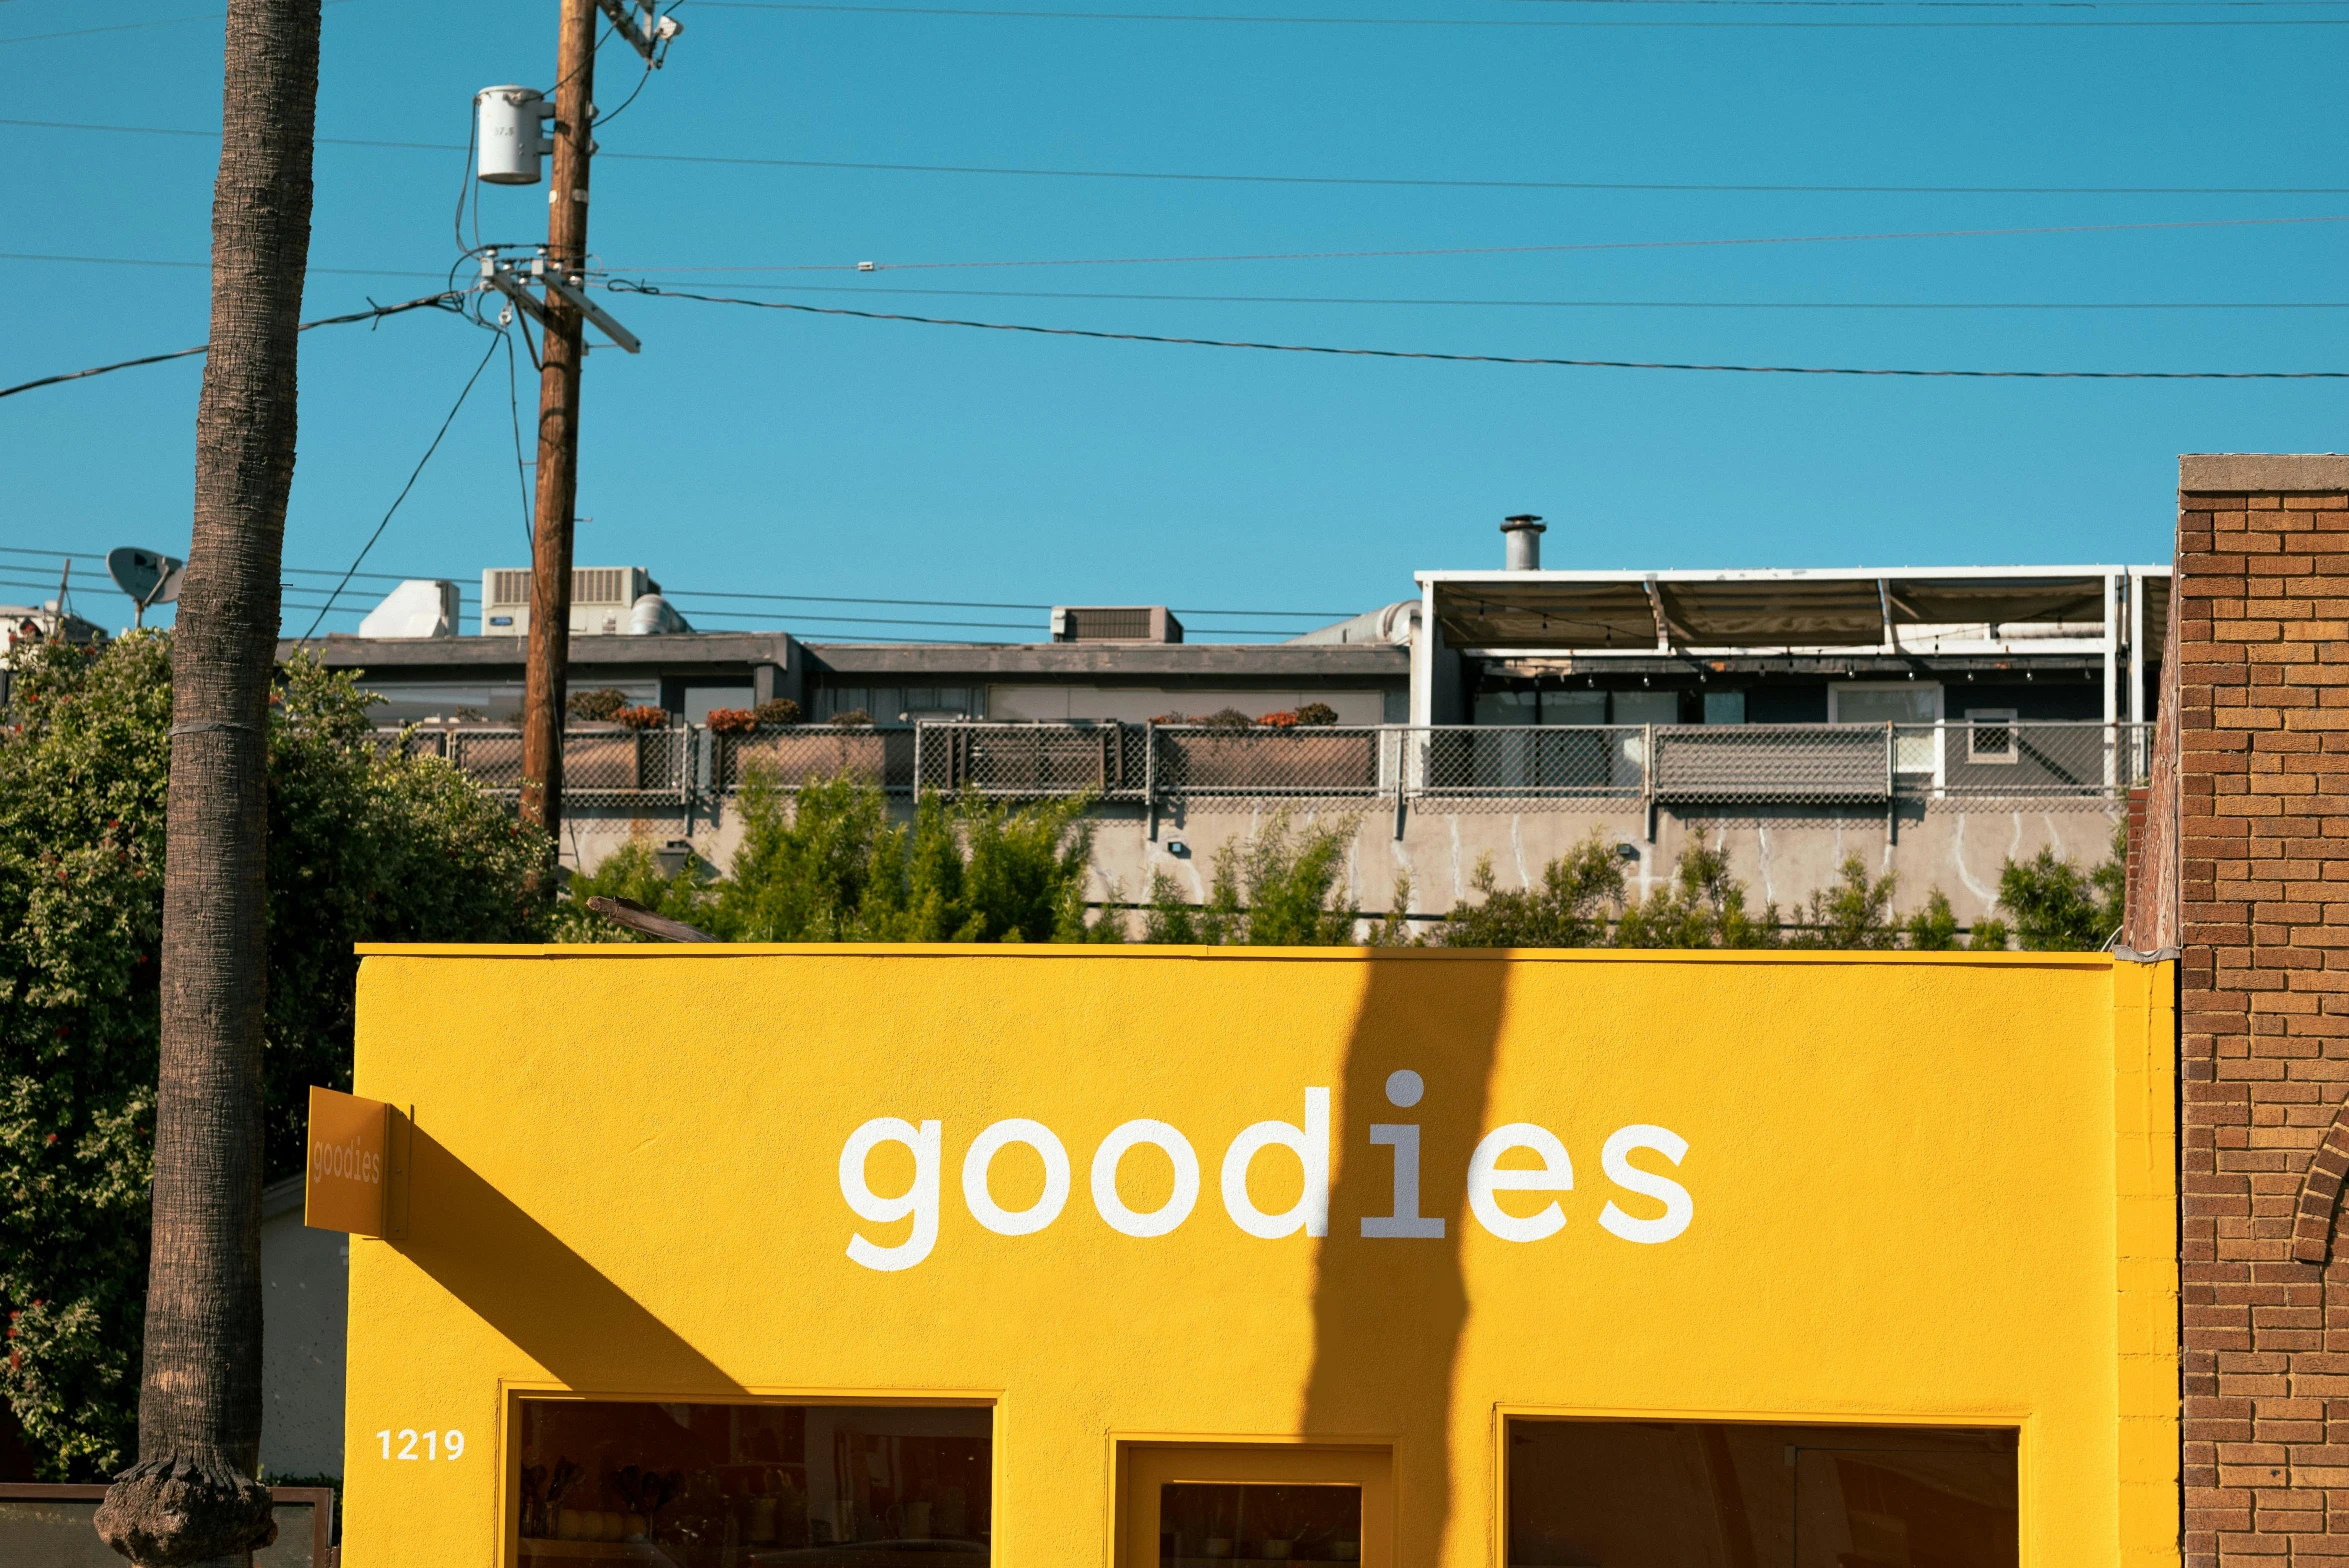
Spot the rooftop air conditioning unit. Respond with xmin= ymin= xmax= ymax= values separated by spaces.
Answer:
xmin=481 ymin=566 xmax=660 ymax=636
xmin=1049 ymin=606 xmax=1183 ymax=644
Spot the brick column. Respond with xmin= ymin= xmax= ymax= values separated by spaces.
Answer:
xmin=2177 ymin=454 xmax=2349 ymax=1565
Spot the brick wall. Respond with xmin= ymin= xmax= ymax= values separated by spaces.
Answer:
xmin=2176 ymin=454 xmax=2349 ymax=1565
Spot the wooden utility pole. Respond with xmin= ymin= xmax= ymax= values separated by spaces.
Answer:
xmin=517 ymin=0 xmax=599 ymax=857
xmin=94 ymin=0 xmax=316 ymax=1562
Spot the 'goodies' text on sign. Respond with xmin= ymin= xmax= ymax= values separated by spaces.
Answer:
xmin=838 ymin=1070 xmax=1691 ymax=1271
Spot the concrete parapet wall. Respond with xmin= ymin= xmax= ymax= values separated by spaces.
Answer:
xmin=556 ymin=793 xmax=2122 ymax=931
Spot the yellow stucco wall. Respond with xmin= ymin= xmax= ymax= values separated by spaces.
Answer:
xmin=341 ymin=945 xmax=2177 ymax=1567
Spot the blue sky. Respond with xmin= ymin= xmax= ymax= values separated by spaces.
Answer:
xmin=4 ymin=0 xmax=2345 ymax=640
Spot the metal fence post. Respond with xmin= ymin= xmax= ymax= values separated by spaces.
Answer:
xmin=1144 ymin=721 xmax=1158 ymax=841
xmin=1390 ymin=726 xmax=1407 ymax=841
xmin=1642 ymin=723 xmax=1656 ymax=843
xmin=1885 ymin=721 xmax=1897 ymax=844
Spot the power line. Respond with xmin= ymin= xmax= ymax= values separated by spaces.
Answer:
xmin=0 ymin=0 xmax=360 ymax=46
xmin=670 ymin=587 xmax=1052 ymax=609
xmin=622 ymin=212 xmax=2349 ymax=274
xmin=645 ymin=279 xmax=2349 ymax=310
xmin=12 ymin=118 xmax=2347 ymax=198
xmin=690 ymin=0 xmax=2349 ymax=25
xmin=299 ymin=333 xmax=503 ymax=642
xmin=8 ymin=549 xmax=1353 ymax=622
xmin=1505 ymin=0 xmax=2349 ymax=8
xmin=614 ymin=281 xmax=2349 ymax=377
xmin=592 ymin=153 xmax=2349 ymax=197
xmin=0 ymin=11 xmax=223 ymax=45
xmin=0 ymin=250 xmax=444 ymax=279
xmin=0 ymin=292 xmax=465 ymax=402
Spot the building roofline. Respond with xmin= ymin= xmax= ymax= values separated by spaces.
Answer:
xmin=1414 ymin=564 xmax=2169 ymax=587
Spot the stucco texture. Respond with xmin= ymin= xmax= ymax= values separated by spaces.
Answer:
xmin=339 ymin=945 xmax=2176 ymax=1567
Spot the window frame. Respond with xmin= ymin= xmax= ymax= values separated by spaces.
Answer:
xmin=1964 ymin=706 xmax=2021 ymax=764
xmin=1828 ymin=680 xmax=1946 ymax=782
xmin=502 ymin=1388 xmax=1000 ymax=1568
xmin=1115 ymin=1441 xmax=1393 ymax=1568
xmin=1492 ymin=1409 xmax=2024 ymax=1568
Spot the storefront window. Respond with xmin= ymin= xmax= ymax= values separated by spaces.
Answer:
xmin=1159 ymin=1483 xmax=1361 ymax=1564
xmin=517 ymin=1399 xmax=991 ymax=1565
xmin=1506 ymin=1419 xmax=2016 ymax=1568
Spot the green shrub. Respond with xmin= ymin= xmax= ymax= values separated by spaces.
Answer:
xmin=701 ymin=769 xmax=1118 ymax=944
xmin=1783 ymin=856 xmax=1899 ymax=951
xmin=1902 ymin=890 xmax=2011 ymax=952
xmin=1144 ymin=812 xmax=1358 ymax=945
xmin=1435 ymin=838 xmax=1624 ymax=949
xmin=567 ymin=687 xmax=627 ymax=722
xmin=0 ymin=635 xmax=545 ymax=1478
xmin=1616 ymin=843 xmax=1780 ymax=950
xmin=550 ymin=840 xmax=711 ymax=944
xmin=1996 ymin=831 xmax=2125 ymax=951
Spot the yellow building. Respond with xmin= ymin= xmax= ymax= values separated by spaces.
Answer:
xmin=337 ymin=945 xmax=2177 ymax=1568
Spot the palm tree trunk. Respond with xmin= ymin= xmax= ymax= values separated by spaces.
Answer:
xmin=94 ymin=1 xmax=318 ymax=1562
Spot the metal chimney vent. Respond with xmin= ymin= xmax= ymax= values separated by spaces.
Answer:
xmin=1501 ymin=514 xmax=1547 ymax=571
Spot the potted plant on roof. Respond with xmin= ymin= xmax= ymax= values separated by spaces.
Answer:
xmin=613 ymin=703 xmax=676 ymax=793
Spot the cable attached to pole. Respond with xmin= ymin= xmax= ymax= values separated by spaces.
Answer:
xmin=0 ymin=292 xmax=468 ymax=402
xmin=609 ymin=279 xmax=2349 ymax=378
xmin=296 ymin=331 xmax=504 ymax=643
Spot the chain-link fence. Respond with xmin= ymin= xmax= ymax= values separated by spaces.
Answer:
xmin=374 ymin=725 xmax=695 ymax=807
xmin=369 ymin=719 xmax=2154 ymax=816
xmin=914 ymin=722 xmax=1148 ymax=799
xmin=716 ymin=726 xmax=914 ymax=793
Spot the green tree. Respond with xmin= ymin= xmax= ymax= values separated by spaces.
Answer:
xmin=694 ymin=769 xmax=1118 ymax=944
xmin=1995 ymin=832 xmax=2126 ymax=952
xmin=0 ymin=635 xmax=545 ymax=1480
xmin=1435 ymin=838 xmax=1624 ymax=949
xmin=551 ymin=841 xmax=712 ymax=944
xmin=1784 ymin=856 xmax=1899 ymax=950
xmin=1897 ymin=887 xmax=2010 ymax=948
xmin=1616 ymin=843 xmax=1781 ymax=950
xmin=1143 ymin=812 xmax=1359 ymax=946
xmin=1903 ymin=890 xmax=2012 ymax=952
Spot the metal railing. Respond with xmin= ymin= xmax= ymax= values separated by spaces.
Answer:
xmin=370 ymin=719 xmax=2154 ymax=823
xmin=372 ymin=723 xmax=695 ymax=808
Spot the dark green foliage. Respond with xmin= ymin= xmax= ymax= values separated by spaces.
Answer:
xmin=0 ymin=635 xmax=546 ymax=1479
xmin=1904 ymin=890 xmax=1960 ymax=951
xmin=1783 ymin=856 xmax=1900 ymax=951
xmin=1435 ymin=838 xmax=1624 ymax=949
xmin=264 ymin=655 xmax=551 ymax=1168
xmin=1143 ymin=811 xmax=1358 ymax=945
xmin=548 ymin=841 xmax=709 ymax=945
xmin=0 ymin=635 xmax=170 ymax=1479
xmin=605 ymin=770 xmax=1119 ymax=945
xmin=1903 ymin=891 xmax=2012 ymax=953
xmin=1196 ymin=708 xmax=1255 ymax=733
xmin=1292 ymin=703 xmax=1338 ymax=727
xmin=1615 ymin=843 xmax=1781 ymax=950
xmin=567 ymin=688 xmax=627 ymax=722
xmin=751 ymin=697 xmax=802 ymax=726
xmin=1996 ymin=832 xmax=2126 ymax=952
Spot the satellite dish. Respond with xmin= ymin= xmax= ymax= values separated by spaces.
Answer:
xmin=107 ymin=547 xmax=185 ymax=627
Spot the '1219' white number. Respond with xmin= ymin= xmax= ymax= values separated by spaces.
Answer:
xmin=377 ymin=1429 xmax=464 ymax=1461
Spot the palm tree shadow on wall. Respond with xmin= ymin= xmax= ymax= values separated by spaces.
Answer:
xmin=1301 ymin=952 xmax=1510 ymax=1566
xmin=392 ymin=1118 xmax=743 ymax=1398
